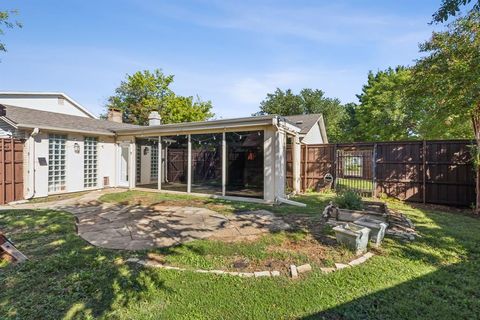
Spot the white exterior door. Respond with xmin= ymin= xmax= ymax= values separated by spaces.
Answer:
xmin=118 ymin=143 xmax=130 ymax=187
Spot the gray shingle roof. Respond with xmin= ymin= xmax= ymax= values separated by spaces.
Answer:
xmin=284 ymin=114 xmax=322 ymax=134
xmin=1 ymin=104 xmax=143 ymax=135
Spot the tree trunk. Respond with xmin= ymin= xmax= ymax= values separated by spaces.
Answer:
xmin=472 ymin=104 xmax=480 ymax=214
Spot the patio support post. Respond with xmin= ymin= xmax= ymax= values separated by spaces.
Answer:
xmin=187 ymin=134 xmax=192 ymax=193
xmin=222 ymin=131 xmax=226 ymax=196
xmin=293 ymin=134 xmax=301 ymax=194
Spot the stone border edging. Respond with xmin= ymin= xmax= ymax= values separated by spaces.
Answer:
xmin=126 ymin=252 xmax=375 ymax=278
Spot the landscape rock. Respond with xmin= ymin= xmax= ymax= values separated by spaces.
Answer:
xmin=254 ymin=271 xmax=271 ymax=277
xmin=348 ymin=256 xmax=367 ymax=266
xmin=290 ymin=265 xmax=298 ymax=278
xmin=335 ymin=263 xmax=349 ymax=270
xmin=320 ymin=267 xmax=336 ymax=274
xmin=296 ymin=264 xmax=312 ymax=273
xmin=363 ymin=252 xmax=374 ymax=259
xmin=271 ymin=271 xmax=280 ymax=277
xmin=239 ymin=272 xmax=254 ymax=278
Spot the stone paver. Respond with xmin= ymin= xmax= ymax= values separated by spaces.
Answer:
xmin=3 ymin=189 xmax=291 ymax=250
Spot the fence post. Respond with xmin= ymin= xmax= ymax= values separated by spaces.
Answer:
xmin=332 ymin=144 xmax=337 ymax=191
xmin=303 ymin=144 xmax=308 ymax=192
xmin=422 ymin=140 xmax=426 ymax=204
xmin=373 ymin=143 xmax=377 ymax=198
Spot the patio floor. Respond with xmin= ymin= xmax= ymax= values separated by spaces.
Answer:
xmin=5 ymin=190 xmax=291 ymax=250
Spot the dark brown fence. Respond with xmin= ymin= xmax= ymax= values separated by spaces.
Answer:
xmin=287 ymin=140 xmax=476 ymax=207
xmin=0 ymin=138 xmax=24 ymax=204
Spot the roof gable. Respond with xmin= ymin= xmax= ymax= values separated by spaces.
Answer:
xmin=0 ymin=92 xmax=97 ymax=119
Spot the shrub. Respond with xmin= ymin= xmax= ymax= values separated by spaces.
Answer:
xmin=333 ymin=190 xmax=364 ymax=210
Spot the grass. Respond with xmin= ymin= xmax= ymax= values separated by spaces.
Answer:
xmin=99 ymin=190 xmax=332 ymax=215
xmin=1 ymin=191 xmax=480 ymax=319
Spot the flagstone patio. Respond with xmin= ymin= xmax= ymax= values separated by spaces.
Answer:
xmin=3 ymin=190 xmax=291 ymax=250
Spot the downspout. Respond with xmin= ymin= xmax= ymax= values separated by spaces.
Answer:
xmin=25 ymin=128 xmax=40 ymax=199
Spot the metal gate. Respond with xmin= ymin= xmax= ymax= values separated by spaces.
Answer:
xmin=335 ymin=148 xmax=374 ymax=196
xmin=0 ymin=138 xmax=24 ymax=204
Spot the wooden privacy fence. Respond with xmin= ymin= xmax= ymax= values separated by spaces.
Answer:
xmin=287 ymin=140 xmax=476 ymax=207
xmin=0 ymin=138 xmax=24 ymax=204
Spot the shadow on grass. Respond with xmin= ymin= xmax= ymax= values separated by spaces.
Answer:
xmin=0 ymin=209 xmax=170 ymax=319
xmin=299 ymin=207 xmax=480 ymax=320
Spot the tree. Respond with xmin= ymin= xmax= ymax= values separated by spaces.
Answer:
xmin=0 ymin=9 xmax=21 ymax=53
xmin=255 ymin=88 xmax=347 ymax=142
xmin=413 ymin=12 xmax=480 ymax=212
xmin=106 ymin=69 xmax=214 ymax=125
xmin=163 ymin=95 xmax=214 ymax=124
xmin=337 ymin=103 xmax=361 ymax=142
xmin=255 ymin=89 xmax=304 ymax=116
xmin=432 ymin=0 xmax=479 ymax=23
xmin=355 ymin=67 xmax=418 ymax=141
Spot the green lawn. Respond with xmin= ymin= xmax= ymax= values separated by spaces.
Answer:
xmin=1 ymin=192 xmax=479 ymax=319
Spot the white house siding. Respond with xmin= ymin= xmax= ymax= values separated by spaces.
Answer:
xmin=301 ymin=123 xmax=324 ymax=144
xmin=28 ymin=132 xmax=118 ymax=198
xmin=0 ymin=119 xmax=21 ymax=138
xmin=98 ymin=136 xmax=116 ymax=188
xmin=0 ymin=95 xmax=91 ymax=118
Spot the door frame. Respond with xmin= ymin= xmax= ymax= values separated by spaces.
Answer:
xmin=117 ymin=142 xmax=130 ymax=188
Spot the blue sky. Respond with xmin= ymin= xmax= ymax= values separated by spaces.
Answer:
xmin=0 ymin=0 xmax=444 ymax=118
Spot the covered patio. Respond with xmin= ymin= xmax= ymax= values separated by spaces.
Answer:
xmin=114 ymin=115 xmax=302 ymax=203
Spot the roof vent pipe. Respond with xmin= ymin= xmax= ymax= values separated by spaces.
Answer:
xmin=148 ymin=111 xmax=161 ymax=126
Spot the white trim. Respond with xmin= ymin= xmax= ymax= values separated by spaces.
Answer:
xmin=221 ymin=131 xmax=226 ymax=196
xmin=0 ymin=91 xmax=97 ymax=119
xmin=187 ymin=134 xmax=192 ymax=193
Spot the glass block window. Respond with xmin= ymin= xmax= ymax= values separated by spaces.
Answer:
xmin=48 ymin=134 xmax=67 ymax=192
xmin=151 ymin=143 xmax=159 ymax=180
xmin=136 ymin=144 xmax=141 ymax=183
xmin=84 ymin=137 xmax=98 ymax=188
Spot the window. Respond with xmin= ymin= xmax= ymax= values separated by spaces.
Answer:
xmin=226 ymin=131 xmax=264 ymax=198
xmin=191 ymin=133 xmax=222 ymax=195
xmin=136 ymin=144 xmax=141 ymax=183
xmin=161 ymin=135 xmax=188 ymax=192
xmin=84 ymin=137 xmax=98 ymax=188
xmin=151 ymin=143 xmax=158 ymax=180
xmin=48 ymin=134 xmax=67 ymax=192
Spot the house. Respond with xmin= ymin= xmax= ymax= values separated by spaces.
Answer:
xmin=284 ymin=114 xmax=328 ymax=144
xmin=0 ymin=92 xmax=327 ymax=204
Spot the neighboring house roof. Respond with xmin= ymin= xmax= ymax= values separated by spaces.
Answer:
xmin=0 ymin=91 xmax=97 ymax=119
xmin=284 ymin=114 xmax=328 ymax=144
xmin=0 ymin=104 xmax=142 ymax=136
xmin=284 ymin=114 xmax=322 ymax=134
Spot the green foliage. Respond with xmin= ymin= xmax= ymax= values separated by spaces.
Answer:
xmin=336 ymin=102 xmax=361 ymax=142
xmin=255 ymin=88 xmax=347 ymax=142
xmin=413 ymin=13 xmax=480 ymax=140
xmin=353 ymin=65 xmax=472 ymax=142
xmin=106 ymin=69 xmax=214 ymax=125
xmin=355 ymin=67 xmax=418 ymax=141
xmin=0 ymin=9 xmax=22 ymax=53
xmin=432 ymin=0 xmax=479 ymax=23
xmin=333 ymin=190 xmax=364 ymax=210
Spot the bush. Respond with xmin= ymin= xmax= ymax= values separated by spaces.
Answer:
xmin=334 ymin=190 xmax=364 ymax=210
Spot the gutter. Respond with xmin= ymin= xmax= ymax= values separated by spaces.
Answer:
xmin=16 ymin=124 xmax=115 ymax=136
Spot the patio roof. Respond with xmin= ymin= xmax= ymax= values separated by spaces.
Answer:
xmin=115 ymin=114 xmax=301 ymax=136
